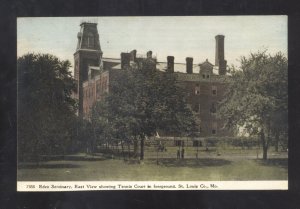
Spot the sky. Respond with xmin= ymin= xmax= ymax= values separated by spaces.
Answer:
xmin=17 ymin=16 xmax=287 ymax=73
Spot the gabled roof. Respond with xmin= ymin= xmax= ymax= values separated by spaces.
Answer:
xmin=199 ymin=59 xmax=214 ymax=67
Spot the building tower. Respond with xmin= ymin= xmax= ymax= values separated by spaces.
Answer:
xmin=215 ymin=35 xmax=227 ymax=75
xmin=74 ymin=22 xmax=103 ymax=118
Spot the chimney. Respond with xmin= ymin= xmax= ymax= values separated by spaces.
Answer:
xmin=130 ymin=49 xmax=137 ymax=62
xmin=215 ymin=35 xmax=227 ymax=75
xmin=121 ymin=52 xmax=131 ymax=69
xmin=147 ymin=51 xmax=153 ymax=58
xmin=167 ymin=56 xmax=174 ymax=73
xmin=215 ymin=35 xmax=225 ymax=66
xmin=219 ymin=60 xmax=227 ymax=75
xmin=186 ymin=57 xmax=193 ymax=74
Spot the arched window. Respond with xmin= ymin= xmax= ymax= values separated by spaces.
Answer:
xmin=87 ymin=33 xmax=94 ymax=48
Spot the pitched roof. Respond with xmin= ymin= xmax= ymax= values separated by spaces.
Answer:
xmin=199 ymin=59 xmax=214 ymax=66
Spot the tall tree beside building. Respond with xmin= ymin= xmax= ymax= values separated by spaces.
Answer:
xmin=92 ymin=58 xmax=197 ymax=160
xmin=218 ymin=51 xmax=288 ymax=160
xmin=18 ymin=53 xmax=77 ymax=162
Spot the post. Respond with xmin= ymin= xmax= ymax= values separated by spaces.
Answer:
xmin=196 ymin=141 xmax=199 ymax=159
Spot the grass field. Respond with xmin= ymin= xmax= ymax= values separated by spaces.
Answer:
xmin=18 ymin=151 xmax=288 ymax=181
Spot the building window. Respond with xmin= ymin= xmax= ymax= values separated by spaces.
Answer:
xmin=202 ymin=74 xmax=210 ymax=79
xmin=195 ymin=84 xmax=200 ymax=95
xmin=210 ymin=103 xmax=216 ymax=114
xmin=193 ymin=105 xmax=198 ymax=113
xmin=193 ymin=103 xmax=200 ymax=113
xmin=212 ymin=85 xmax=217 ymax=95
xmin=212 ymin=122 xmax=217 ymax=134
xmin=198 ymin=104 xmax=201 ymax=113
xmin=87 ymin=34 xmax=94 ymax=48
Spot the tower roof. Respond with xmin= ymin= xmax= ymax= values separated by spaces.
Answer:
xmin=76 ymin=22 xmax=102 ymax=53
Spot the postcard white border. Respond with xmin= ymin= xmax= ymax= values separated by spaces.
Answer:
xmin=17 ymin=181 xmax=288 ymax=191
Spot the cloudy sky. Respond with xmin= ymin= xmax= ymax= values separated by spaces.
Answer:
xmin=17 ymin=16 xmax=287 ymax=73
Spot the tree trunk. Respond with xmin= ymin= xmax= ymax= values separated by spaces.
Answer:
xmin=263 ymin=146 xmax=268 ymax=160
xmin=92 ymin=126 xmax=97 ymax=155
xmin=156 ymin=145 xmax=159 ymax=165
xmin=116 ymin=141 xmax=120 ymax=159
xmin=134 ymin=136 xmax=138 ymax=158
xmin=140 ymin=135 xmax=145 ymax=160
xmin=275 ymin=132 xmax=279 ymax=152
xmin=127 ymin=142 xmax=131 ymax=160
xmin=261 ymin=130 xmax=268 ymax=160
xmin=34 ymin=143 xmax=39 ymax=166
xmin=121 ymin=140 xmax=125 ymax=160
xmin=196 ymin=143 xmax=199 ymax=159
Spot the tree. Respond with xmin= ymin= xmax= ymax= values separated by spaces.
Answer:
xmin=218 ymin=51 xmax=288 ymax=160
xmin=18 ymin=53 xmax=77 ymax=162
xmin=92 ymin=58 xmax=197 ymax=160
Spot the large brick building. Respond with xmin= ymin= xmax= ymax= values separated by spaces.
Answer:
xmin=74 ymin=22 xmax=231 ymax=137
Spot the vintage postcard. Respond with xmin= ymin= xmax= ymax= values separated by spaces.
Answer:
xmin=17 ymin=16 xmax=288 ymax=191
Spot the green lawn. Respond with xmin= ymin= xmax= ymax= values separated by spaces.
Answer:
xmin=18 ymin=154 xmax=288 ymax=181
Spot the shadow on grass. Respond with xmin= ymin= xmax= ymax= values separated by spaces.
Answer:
xmin=147 ymin=158 xmax=231 ymax=168
xmin=18 ymin=163 xmax=82 ymax=169
xmin=255 ymin=158 xmax=288 ymax=169
xmin=40 ymin=155 xmax=109 ymax=161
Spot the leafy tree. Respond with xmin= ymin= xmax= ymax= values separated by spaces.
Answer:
xmin=90 ymin=101 xmax=118 ymax=152
xmin=218 ymin=51 xmax=288 ymax=160
xmin=18 ymin=53 xmax=77 ymax=162
xmin=92 ymin=58 xmax=197 ymax=160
